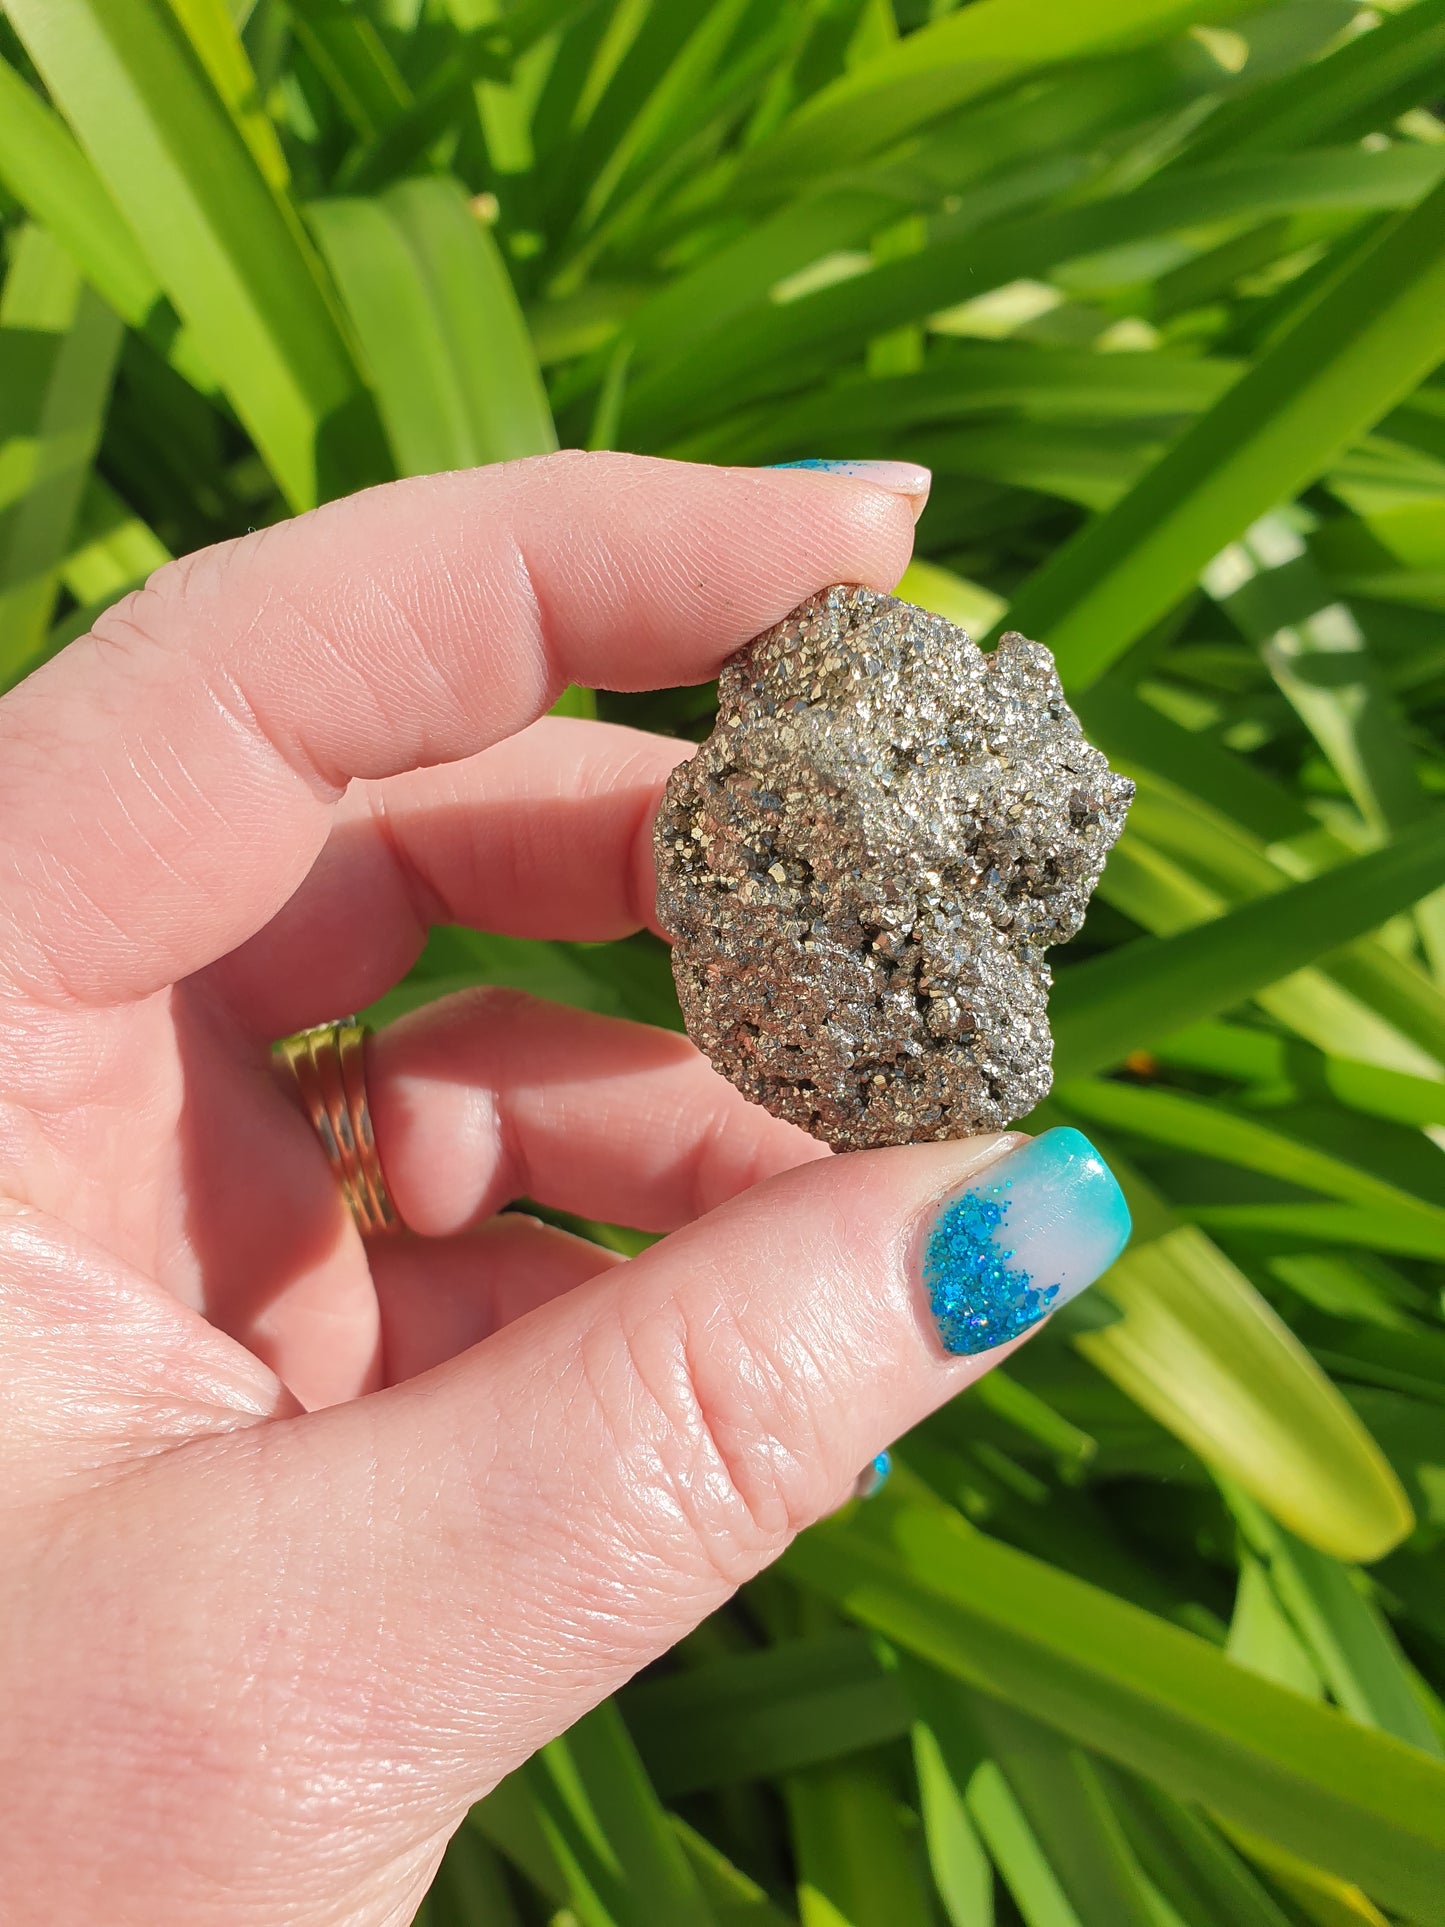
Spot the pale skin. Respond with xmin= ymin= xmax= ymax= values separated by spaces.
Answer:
xmin=0 ymin=453 xmax=1032 ymax=1925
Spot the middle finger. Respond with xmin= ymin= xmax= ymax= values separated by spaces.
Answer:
xmin=366 ymin=989 xmax=830 ymax=1239
xmin=201 ymin=716 xmax=690 ymax=1038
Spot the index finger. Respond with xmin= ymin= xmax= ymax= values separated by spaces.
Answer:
xmin=0 ymin=453 xmax=926 ymax=1008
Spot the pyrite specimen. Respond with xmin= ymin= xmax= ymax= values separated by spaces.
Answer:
xmin=654 ymin=585 xmax=1133 ymax=1150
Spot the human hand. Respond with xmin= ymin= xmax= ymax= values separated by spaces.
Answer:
xmin=0 ymin=453 xmax=1128 ymax=1924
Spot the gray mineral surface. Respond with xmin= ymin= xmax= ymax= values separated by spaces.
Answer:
xmin=654 ymin=585 xmax=1133 ymax=1150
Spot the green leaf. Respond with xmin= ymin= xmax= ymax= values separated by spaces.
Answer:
xmin=314 ymin=175 xmax=558 ymax=475
xmin=621 ymin=1632 xmax=910 ymax=1796
xmin=785 ymin=1755 xmax=935 ymax=1927
xmin=671 ymin=1821 xmax=797 ymax=1927
xmin=58 ymin=476 xmax=170 ymax=613
xmin=1202 ymin=511 xmax=1445 ymax=976
xmin=996 ymin=174 xmax=1445 ymax=687
xmin=960 ymin=1694 xmax=1159 ymax=1927
xmin=0 ymin=226 xmax=123 ymax=682
xmin=427 ymin=1823 xmax=525 ymax=1927
xmin=519 ymin=1698 xmax=721 ymax=1927
xmin=1225 ymin=1486 xmax=1443 ymax=1757
xmin=736 ymin=0 xmax=1256 ymax=197
xmin=166 ymin=0 xmax=292 ymax=187
xmin=0 ymin=58 xmax=155 ymax=333
xmin=785 ymin=1472 xmax=1445 ymax=1924
xmin=1181 ymin=0 xmax=1445 ymax=168
xmin=624 ymin=148 xmax=1445 ymax=444
xmin=1065 ymin=1172 xmax=1413 ymax=1562
xmin=1103 ymin=1768 xmax=1298 ymax=1927
xmin=1054 ymin=1077 xmax=1445 ymax=1225
xmin=1051 ymin=812 xmax=1445 ymax=1081
xmin=1188 ymin=1200 xmax=1445 ymax=1262
xmin=288 ymin=0 xmax=413 ymax=143
xmin=311 ymin=175 xmax=556 ymax=476
xmin=6 ymin=0 xmax=381 ymax=508
xmin=909 ymin=1693 xmax=996 ymax=1927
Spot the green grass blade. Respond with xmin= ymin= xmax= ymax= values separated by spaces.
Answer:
xmin=1203 ymin=512 xmax=1445 ymax=977
xmin=623 ymin=147 xmax=1445 ymax=443
xmin=1065 ymin=1170 xmax=1413 ymax=1561
xmin=427 ymin=1823 xmax=524 ymax=1927
xmin=308 ymin=194 xmax=476 ymax=477
xmin=166 ymin=0 xmax=292 ymax=186
xmin=0 ymin=57 xmax=160 ymax=339
xmin=909 ymin=1702 xmax=996 ymax=1927
xmin=671 ymin=1821 xmax=797 ymax=1927
xmin=1103 ymin=1768 xmax=1297 ymax=1927
xmin=961 ymin=1695 xmax=1159 ymax=1927
xmin=784 ymin=1472 xmax=1445 ymax=1924
xmin=995 ymin=174 xmax=1445 ymax=687
xmin=1181 ymin=0 xmax=1445 ymax=167
xmin=288 ymin=0 xmax=413 ymax=142
xmin=1226 ymin=1487 xmax=1443 ymax=1757
xmin=1074 ymin=681 xmax=1310 ymax=845
xmin=0 ymin=227 xmax=123 ymax=682
xmin=1188 ymin=1201 xmax=1445 ymax=1262
xmin=785 ymin=1756 xmax=935 ymax=1927
xmin=1052 ymin=812 xmax=1445 ymax=1081
xmin=621 ymin=1632 xmax=910 ymax=1796
xmin=521 ymin=1698 xmax=721 ymax=1927
xmin=58 ymin=477 xmax=171 ymax=614
xmin=380 ymin=177 xmax=557 ymax=461
xmin=735 ymin=0 xmax=1254 ymax=197
xmin=312 ymin=177 xmax=556 ymax=473
xmin=7 ymin=0 xmax=381 ymax=508
xmin=1053 ymin=1077 xmax=1445 ymax=1223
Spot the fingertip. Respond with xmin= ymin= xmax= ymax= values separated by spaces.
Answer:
xmin=766 ymin=459 xmax=933 ymax=527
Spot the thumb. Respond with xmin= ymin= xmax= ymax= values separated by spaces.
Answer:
xmin=261 ymin=1126 xmax=1130 ymax=1796
xmin=9 ymin=1130 xmax=1130 ymax=1923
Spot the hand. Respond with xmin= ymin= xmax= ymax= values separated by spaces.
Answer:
xmin=0 ymin=453 xmax=1127 ymax=1925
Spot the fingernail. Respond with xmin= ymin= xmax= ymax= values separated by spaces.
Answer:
xmin=923 ymin=1129 xmax=1130 ymax=1357
xmin=769 ymin=459 xmax=932 ymax=518
xmin=851 ymin=1450 xmax=893 ymax=1500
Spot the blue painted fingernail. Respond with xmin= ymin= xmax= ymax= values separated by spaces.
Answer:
xmin=769 ymin=459 xmax=931 ymax=500
xmin=852 ymin=1450 xmax=892 ymax=1500
xmin=923 ymin=1129 xmax=1130 ymax=1357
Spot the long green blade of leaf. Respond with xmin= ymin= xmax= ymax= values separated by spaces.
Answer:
xmin=1063 ymin=1164 xmax=1413 ymax=1562
xmin=786 ymin=1756 xmax=935 ymax=1927
xmin=1226 ymin=1486 xmax=1443 ymax=1757
xmin=996 ymin=174 xmax=1445 ymax=686
xmin=520 ymin=1698 xmax=721 ymax=1927
xmin=785 ymin=1473 xmax=1445 ymax=1924
xmin=736 ymin=0 xmax=1254 ymax=196
xmin=0 ymin=226 xmax=123 ymax=680
xmin=312 ymin=178 xmax=555 ymax=474
xmin=1052 ymin=811 xmax=1445 ymax=1080
xmin=623 ymin=147 xmax=1445 ymax=444
xmin=7 ymin=0 xmax=380 ymax=507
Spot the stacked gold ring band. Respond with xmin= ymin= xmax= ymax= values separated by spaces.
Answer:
xmin=278 ymin=1019 xmax=401 ymax=1236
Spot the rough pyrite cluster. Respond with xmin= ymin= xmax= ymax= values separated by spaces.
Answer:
xmin=654 ymin=586 xmax=1133 ymax=1150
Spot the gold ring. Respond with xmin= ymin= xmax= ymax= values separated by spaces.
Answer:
xmin=278 ymin=1019 xmax=401 ymax=1236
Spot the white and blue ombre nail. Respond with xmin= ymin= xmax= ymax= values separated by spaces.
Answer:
xmin=851 ymin=1451 xmax=893 ymax=1501
xmin=769 ymin=458 xmax=931 ymax=500
xmin=923 ymin=1129 xmax=1131 ymax=1357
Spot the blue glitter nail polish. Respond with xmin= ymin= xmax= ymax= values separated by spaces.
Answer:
xmin=922 ymin=1128 xmax=1131 ymax=1357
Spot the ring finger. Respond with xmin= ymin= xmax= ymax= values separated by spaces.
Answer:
xmin=365 ymin=987 xmax=829 ymax=1241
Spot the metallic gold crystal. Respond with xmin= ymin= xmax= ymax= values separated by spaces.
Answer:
xmin=655 ymin=586 xmax=1133 ymax=1150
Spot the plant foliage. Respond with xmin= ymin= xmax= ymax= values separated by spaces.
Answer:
xmin=3 ymin=0 xmax=1445 ymax=1920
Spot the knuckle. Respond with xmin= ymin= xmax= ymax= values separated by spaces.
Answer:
xmin=586 ymin=1280 xmax=823 ymax=1592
